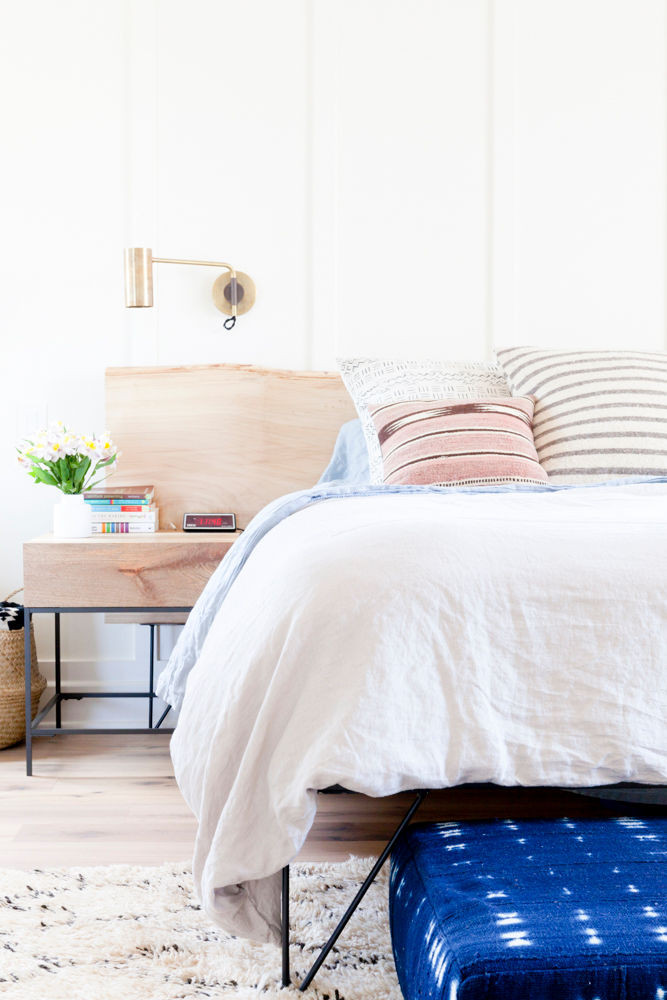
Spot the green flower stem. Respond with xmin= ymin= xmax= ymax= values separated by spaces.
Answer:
xmin=24 ymin=453 xmax=118 ymax=494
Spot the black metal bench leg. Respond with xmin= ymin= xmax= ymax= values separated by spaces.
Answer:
xmin=282 ymin=865 xmax=290 ymax=987
xmin=298 ymin=789 xmax=428 ymax=992
xmin=25 ymin=608 xmax=32 ymax=776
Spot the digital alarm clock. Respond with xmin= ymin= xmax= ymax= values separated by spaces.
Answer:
xmin=183 ymin=513 xmax=236 ymax=532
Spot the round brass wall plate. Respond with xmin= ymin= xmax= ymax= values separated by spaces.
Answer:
xmin=212 ymin=271 xmax=256 ymax=316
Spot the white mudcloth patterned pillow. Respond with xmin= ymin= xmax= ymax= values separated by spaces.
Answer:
xmin=496 ymin=346 xmax=667 ymax=483
xmin=338 ymin=358 xmax=510 ymax=483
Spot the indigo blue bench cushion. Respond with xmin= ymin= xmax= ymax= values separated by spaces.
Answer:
xmin=390 ymin=817 xmax=667 ymax=1000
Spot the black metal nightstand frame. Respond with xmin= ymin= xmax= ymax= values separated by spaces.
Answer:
xmin=23 ymin=606 xmax=191 ymax=776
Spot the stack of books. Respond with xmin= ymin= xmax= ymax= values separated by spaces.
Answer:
xmin=84 ymin=485 xmax=158 ymax=534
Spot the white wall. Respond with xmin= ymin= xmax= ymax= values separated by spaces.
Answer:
xmin=2 ymin=0 xmax=666 ymax=722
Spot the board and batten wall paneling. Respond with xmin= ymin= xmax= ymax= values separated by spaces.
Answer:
xmin=492 ymin=0 xmax=667 ymax=348
xmin=1 ymin=0 xmax=137 ymax=726
xmin=148 ymin=0 xmax=311 ymax=369
xmin=310 ymin=0 xmax=491 ymax=367
xmin=4 ymin=0 xmax=667 ymax=725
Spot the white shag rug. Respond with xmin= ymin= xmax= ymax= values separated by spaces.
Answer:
xmin=0 ymin=858 xmax=401 ymax=1000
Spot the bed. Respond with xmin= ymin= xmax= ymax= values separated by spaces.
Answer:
xmin=158 ymin=476 xmax=667 ymax=947
xmin=108 ymin=359 xmax=667 ymax=987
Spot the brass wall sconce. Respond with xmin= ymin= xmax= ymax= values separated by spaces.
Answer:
xmin=124 ymin=248 xmax=256 ymax=329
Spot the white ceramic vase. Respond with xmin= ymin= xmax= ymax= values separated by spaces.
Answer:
xmin=53 ymin=493 xmax=92 ymax=538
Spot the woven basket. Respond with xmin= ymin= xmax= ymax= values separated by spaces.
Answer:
xmin=0 ymin=589 xmax=47 ymax=750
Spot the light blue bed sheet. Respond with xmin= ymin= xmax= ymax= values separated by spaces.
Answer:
xmin=317 ymin=419 xmax=369 ymax=485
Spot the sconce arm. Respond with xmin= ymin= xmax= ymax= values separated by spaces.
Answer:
xmin=152 ymin=257 xmax=239 ymax=326
xmin=151 ymin=257 xmax=237 ymax=280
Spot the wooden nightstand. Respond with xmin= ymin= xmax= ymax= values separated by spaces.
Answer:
xmin=22 ymin=530 xmax=240 ymax=775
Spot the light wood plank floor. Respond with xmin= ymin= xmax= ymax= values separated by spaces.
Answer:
xmin=0 ymin=735 xmax=617 ymax=869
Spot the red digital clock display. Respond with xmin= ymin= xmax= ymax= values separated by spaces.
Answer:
xmin=183 ymin=513 xmax=236 ymax=532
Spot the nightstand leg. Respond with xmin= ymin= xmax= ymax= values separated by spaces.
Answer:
xmin=25 ymin=609 xmax=32 ymax=776
xmin=54 ymin=613 xmax=61 ymax=729
xmin=148 ymin=624 xmax=155 ymax=728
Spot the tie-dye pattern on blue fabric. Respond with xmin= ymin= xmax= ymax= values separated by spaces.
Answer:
xmin=390 ymin=817 xmax=667 ymax=1000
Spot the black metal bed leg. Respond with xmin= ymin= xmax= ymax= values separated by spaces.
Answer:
xmin=154 ymin=704 xmax=171 ymax=729
xmin=25 ymin=609 xmax=32 ymax=776
xmin=148 ymin=624 xmax=155 ymax=728
xmin=281 ymin=865 xmax=290 ymax=987
xmin=298 ymin=789 xmax=428 ymax=992
xmin=54 ymin=612 xmax=61 ymax=728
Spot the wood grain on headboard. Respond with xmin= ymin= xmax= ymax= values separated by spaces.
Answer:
xmin=105 ymin=364 xmax=356 ymax=530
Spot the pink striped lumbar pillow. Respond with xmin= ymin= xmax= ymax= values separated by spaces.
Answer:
xmin=368 ymin=395 xmax=548 ymax=487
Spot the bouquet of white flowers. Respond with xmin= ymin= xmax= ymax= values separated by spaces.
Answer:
xmin=17 ymin=422 xmax=119 ymax=495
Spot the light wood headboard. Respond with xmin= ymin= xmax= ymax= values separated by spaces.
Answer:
xmin=105 ymin=364 xmax=356 ymax=530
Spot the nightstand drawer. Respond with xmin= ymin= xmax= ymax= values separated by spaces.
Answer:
xmin=23 ymin=532 xmax=240 ymax=608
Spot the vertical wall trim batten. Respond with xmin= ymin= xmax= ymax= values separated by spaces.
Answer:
xmin=665 ymin=0 xmax=667 ymax=352
xmin=490 ymin=0 xmax=517 ymax=349
xmin=304 ymin=0 xmax=314 ymax=369
xmin=123 ymin=0 xmax=159 ymax=367
xmin=309 ymin=1 xmax=340 ymax=368
xmin=120 ymin=0 xmax=132 ymax=364
xmin=484 ymin=0 xmax=495 ymax=360
xmin=153 ymin=0 xmax=161 ymax=366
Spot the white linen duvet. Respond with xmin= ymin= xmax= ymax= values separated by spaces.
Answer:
xmin=168 ymin=484 xmax=667 ymax=943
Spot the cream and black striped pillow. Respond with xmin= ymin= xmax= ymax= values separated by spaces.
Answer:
xmin=496 ymin=347 xmax=667 ymax=483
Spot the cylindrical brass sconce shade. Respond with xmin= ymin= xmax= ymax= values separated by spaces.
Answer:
xmin=124 ymin=248 xmax=153 ymax=307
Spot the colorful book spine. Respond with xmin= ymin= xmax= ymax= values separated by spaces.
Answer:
xmin=86 ymin=505 xmax=150 ymax=512
xmin=90 ymin=511 xmax=158 ymax=522
xmin=86 ymin=499 xmax=153 ymax=507
xmin=92 ymin=522 xmax=157 ymax=533
xmin=85 ymin=486 xmax=157 ymax=532
xmin=90 ymin=507 xmax=158 ymax=533
xmin=84 ymin=487 xmax=155 ymax=502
